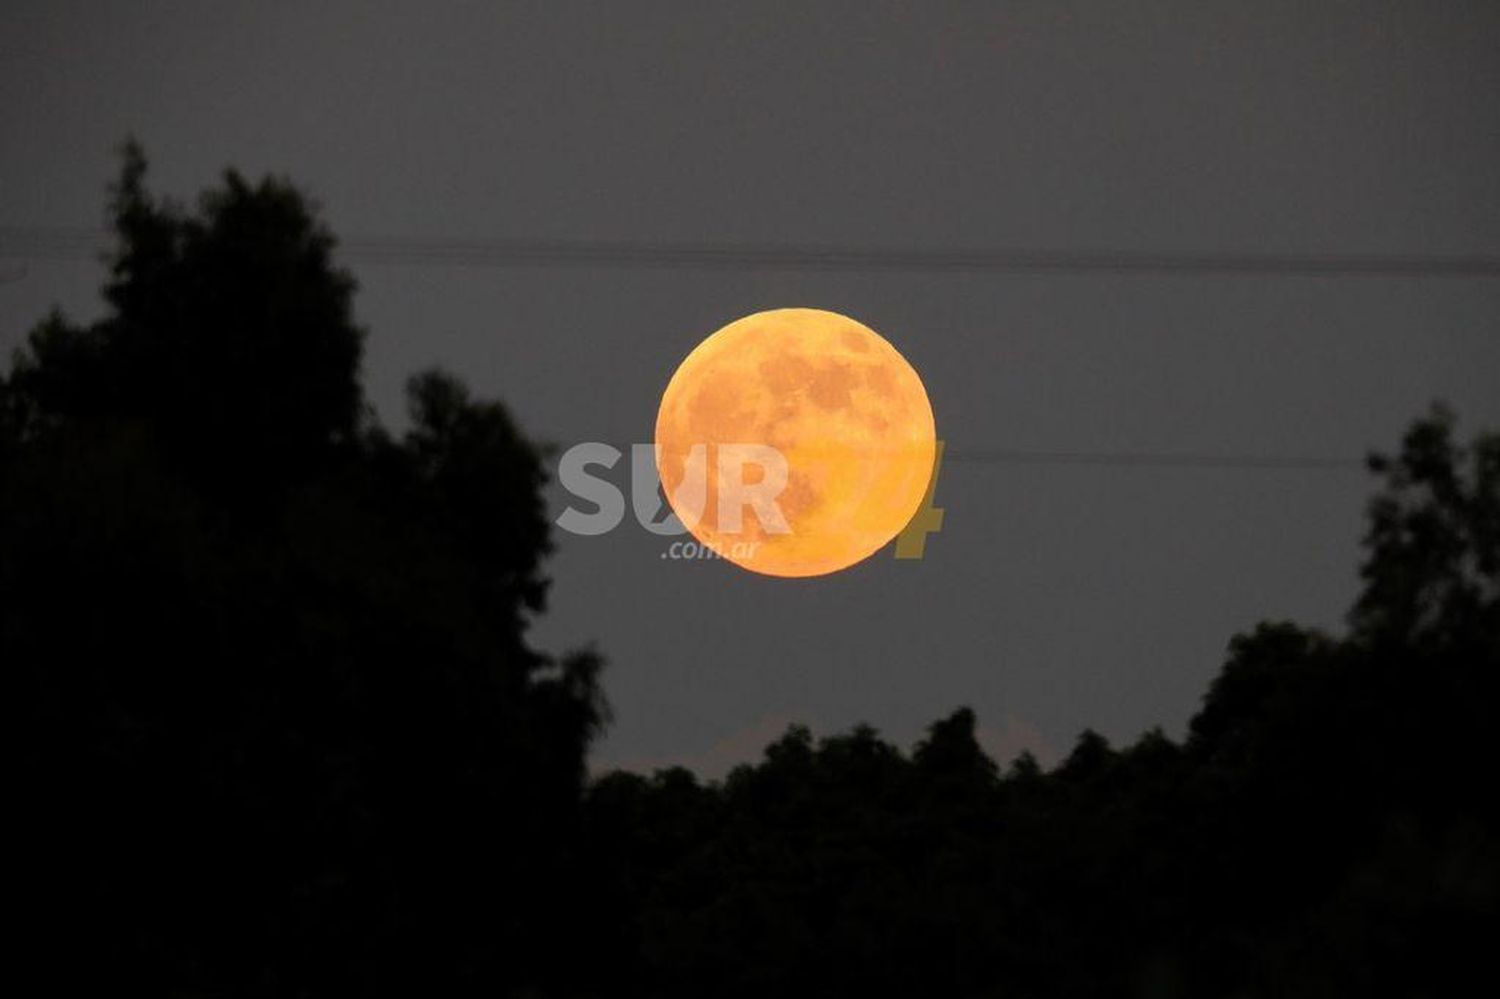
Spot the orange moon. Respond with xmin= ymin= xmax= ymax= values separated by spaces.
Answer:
xmin=655 ymin=308 xmax=936 ymax=577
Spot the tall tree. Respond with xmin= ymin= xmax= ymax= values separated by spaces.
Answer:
xmin=5 ymin=143 xmax=604 ymax=998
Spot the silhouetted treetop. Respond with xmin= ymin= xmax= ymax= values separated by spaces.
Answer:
xmin=10 ymin=138 xmax=364 ymax=488
xmin=401 ymin=369 xmax=553 ymax=614
xmin=913 ymin=706 xmax=998 ymax=785
xmin=1354 ymin=403 xmax=1499 ymax=652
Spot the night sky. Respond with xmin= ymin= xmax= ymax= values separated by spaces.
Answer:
xmin=3 ymin=1 xmax=1497 ymax=775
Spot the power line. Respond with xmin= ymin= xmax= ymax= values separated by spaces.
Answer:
xmin=584 ymin=444 xmax=1367 ymax=471
xmin=2 ymin=225 xmax=1497 ymax=277
xmin=0 ymin=225 xmax=1389 ymax=473
xmin=943 ymin=448 xmax=1366 ymax=470
xmin=0 ymin=225 xmax=1440 ymax=471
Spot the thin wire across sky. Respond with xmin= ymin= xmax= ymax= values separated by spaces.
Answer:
xmin=1 ymin=225 xmax=1484 ymax=471
xmin=3 ymin=225 xmax=1499 ymax=277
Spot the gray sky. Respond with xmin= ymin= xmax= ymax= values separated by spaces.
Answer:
xmin=3 ymin=1 xmax=1497 ymax=775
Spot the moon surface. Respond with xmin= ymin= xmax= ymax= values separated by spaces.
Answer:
xmin=655 ymin=307 xmax=936 ymax=577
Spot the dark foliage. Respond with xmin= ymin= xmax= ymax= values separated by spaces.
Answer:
xmin=581 ymin=407 xmax=1497 ymax=999
xmin=5 ymin=143 xmax=605 ymax=997
xmin=6 ymin=146 xmax=1493 ymax=998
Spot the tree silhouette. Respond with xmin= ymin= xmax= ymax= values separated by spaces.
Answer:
xmin=7 ymin=142 xmax=1494 ymax=998
xmin=582 ymin=406 xmax=1497 ymax=999
xmin=5 ymin=142 xmax=604 ymax=997
xmin=1353 ymin=403 xmax=1499 ymax=652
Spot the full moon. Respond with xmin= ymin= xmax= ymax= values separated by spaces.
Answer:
xmin=655 ymin=307 xmax=936 ymax=577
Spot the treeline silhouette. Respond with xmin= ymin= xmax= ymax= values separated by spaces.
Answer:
xmin=583 ymin=472 xmax=1497 ymax=999
xmin=5 ymin=148 xmax=1495 ymax=998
